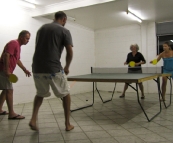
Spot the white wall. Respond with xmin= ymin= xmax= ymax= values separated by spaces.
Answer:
xmin=62 ymin=22 xmax=95 ymax=95
xmin=0 ymin=5 xmax=51 ymax=105
xmin=95 ymin=24 xmax=142 ymax=93
xmin=0 ymin=5 xmax=95 ymax=105
xmin=95 ymin=24 xmax=141 ymax=67
xmin=0 ymin=4 xmax=168 ymax=105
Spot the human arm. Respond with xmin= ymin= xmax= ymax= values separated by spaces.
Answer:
xmin=124 ymin=62 xmax=128 ymax=65
xmin=135 ymin=61 xmax=145 ymax=66
xmin=64 ymin=45 xmax=73 ymax=75
xmin=2 ymin=52 xmax=11 ymax=77
xmin=124 ymin=53 xmax=130 ymax=65
xmin=150 ymin=53 xmax=163 ymax=64
xmin=2 ymin=42 xmax=16 ymax=77
xmin=17 ymin=60 xmax=31 ymax=77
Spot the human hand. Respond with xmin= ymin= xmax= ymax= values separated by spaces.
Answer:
xmin=135 ymin=62 xmax=142 ymax=66
xmin=64 ymin=66 xmax=69 ymax=75
xmin=24 ymin=69 xmax=31 ymax=77
xmin=135 ymin=62 xmax=140 ymax=66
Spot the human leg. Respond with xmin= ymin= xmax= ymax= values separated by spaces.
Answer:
xmin=29 ymin=73 xmax=51 ymax=131
xmin=161 ymin=76 xmax=167 ymax=101
xmin=0 ymin=73 xmax=12 ymax=114
xmin=5 ymin=89 xmax=25 ymax=119
xmin=0 ymin=90 xmax=7 ymax=113
xmin=62 ymin=94 xmax=74 ymax=131
xmin=50 ymin=72 xmax=74 ymax=131
xmin=119 ymin=83 xmax=128 ymax=98
xmin=138 ymin=83 xmax=145 ymax=99
xmin=29 ymin=96 xmax=43 ymax=131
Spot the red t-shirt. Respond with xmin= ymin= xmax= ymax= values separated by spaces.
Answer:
xmin=0 ymin=40 xmax=21 ymax=73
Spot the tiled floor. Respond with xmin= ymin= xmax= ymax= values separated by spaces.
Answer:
xmin=0 ymin=91 xmax=173 ymax=143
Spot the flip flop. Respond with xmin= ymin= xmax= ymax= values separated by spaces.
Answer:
xmin=8 ymin=115 xmax=25 ymax=120
xmin=0 ymin=111 xmax=8 ymax=115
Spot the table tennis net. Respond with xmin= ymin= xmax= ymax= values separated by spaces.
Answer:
xmin=91 ymin=67 xmax=163 ymax=74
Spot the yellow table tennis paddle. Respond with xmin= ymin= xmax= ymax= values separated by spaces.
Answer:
xmin=152 ymin=59 xmax=157 ymax=65
xmin=9 ymin=74 xmax=18 ymax=83
xmin=129 ymin=61 xmax=135 ymax=67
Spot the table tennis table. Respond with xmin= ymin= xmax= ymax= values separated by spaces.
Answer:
xmin=68 ymin=67 xmax=172 ymax=122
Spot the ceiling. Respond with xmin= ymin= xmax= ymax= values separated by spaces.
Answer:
xmin=26 ymin=0 xmax=69 ymax=6
xmin=31 ymin=0 xmax=173 ymax=30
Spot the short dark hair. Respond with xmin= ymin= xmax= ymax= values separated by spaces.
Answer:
xmin=54 ymin=11 xmax=67 ymax=20
xmin=18 ymin=30 xmax=30 ymax=38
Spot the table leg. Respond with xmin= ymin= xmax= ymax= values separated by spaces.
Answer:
xmin=127 ymin=77 xmax=161 ymax=122
xmin=70 ymin=82 xmax=95 ymax=112
xmin=95 ymin=82 xmax=116 ymax=103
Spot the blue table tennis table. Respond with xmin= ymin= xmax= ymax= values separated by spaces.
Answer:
xmin=68 ymin=68 xmax=172 ymax=122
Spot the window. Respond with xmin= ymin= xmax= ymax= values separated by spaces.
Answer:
xmin=157 ymin=35 xmax=173 ymax=54
xmin=156 ymin=21 xmax=173 ymax=54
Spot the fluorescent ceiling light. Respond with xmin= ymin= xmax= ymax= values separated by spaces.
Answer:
xmin=24 ymin=0 xmax=38 ymax=4
xmin=17 ymin=0 xmax=36 ymax=8
xmin=24 ymin=0 xmax=36 ymax=3
xmin=170 ymin=40 xmax=173 ymax=42
xmin=127 ymin=10 xmax=142 ymax=23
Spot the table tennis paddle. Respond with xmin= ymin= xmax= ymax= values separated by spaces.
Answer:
xmin=152 ymin=59 xmax=157 ymax=65
xmin=129 ymin=61 xmax=135 ymax=67
xmin=9 ymin=74 xmax=18 ymax=83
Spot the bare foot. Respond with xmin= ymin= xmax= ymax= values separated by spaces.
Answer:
xmin=119 ymin=94 xmax=125 ymax=98
xmin=160 ymin=99 xmax=166 ymax=102
xmin=29 ymin=122 xmax=39 ymax=131
xmin=160 ymin=96 xmax=165 ymax=102
xmin=65 ymin=125 xmax=74 ymax=131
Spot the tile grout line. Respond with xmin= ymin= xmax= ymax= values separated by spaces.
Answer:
xmin=12 ymin=103 xmax=25 ymax=143
xmin=70 ymin=94 xmax=95 ymax=142
xmin=47 ymin=98 xmax=66 ymax=142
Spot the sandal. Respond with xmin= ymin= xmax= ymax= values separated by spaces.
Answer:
xmin=8 ymin=115 xmax=25 ymax=120
xmin=0 ymin=111 xmax=8 ymax=115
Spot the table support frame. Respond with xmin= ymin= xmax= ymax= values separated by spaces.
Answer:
xmin=126 ymin=77 xmax=161 ymax=122
xmin=70 ymin=76 xmax=172 ymax=122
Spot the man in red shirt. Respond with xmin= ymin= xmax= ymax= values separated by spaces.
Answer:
xmin=0 ymin=30 xmax=31 ymax=119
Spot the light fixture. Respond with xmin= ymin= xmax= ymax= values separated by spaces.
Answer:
xmin=127 ymin=10 xmax=142 ymax=23
xmin=17 ymin=0 xmax=36 ymax=9
xmin=170 ymin=40 xmax=173 ymax=42
xmin=24 ymin=0 xmax=37 ymax=4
